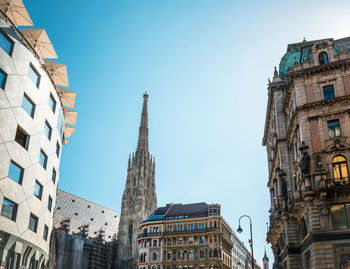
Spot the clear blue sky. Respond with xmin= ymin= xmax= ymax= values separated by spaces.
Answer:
xmin=24 ymin=0 xmax=350 ymax=266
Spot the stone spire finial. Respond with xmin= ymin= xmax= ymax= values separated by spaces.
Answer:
xmin=274 ymin=66 xmax=278 ymax=76
xmin=136 ymin=91 xmax=149 ymax=152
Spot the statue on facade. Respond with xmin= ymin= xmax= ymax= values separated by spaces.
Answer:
xmin=300 ymin=151 xmax=310 ymax=175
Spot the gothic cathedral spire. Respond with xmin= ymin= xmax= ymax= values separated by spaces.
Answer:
xmin=117 ymin=91 xmax=157 ymax=269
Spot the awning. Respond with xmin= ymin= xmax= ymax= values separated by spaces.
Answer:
xmin=63 ymin=107 xmax=77 ymax=125
xmin=0 ymin=0 xmax=33 ymax=26
xmin=20 ymin=28 xmax=57 ymax=59
xmin=64 ymin=124 xmax=75 ymax=139
xmin=44 ymin=60 xmax=69 ymax=87
xmin=56 ymin=86 xmax=76 ymax=108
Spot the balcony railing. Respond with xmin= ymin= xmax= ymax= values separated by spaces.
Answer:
xmin=325 ymin=177 xmax=350 ymax=188
xmin=163 ymin=227 xmax=221 ymax=236
xmin=138 ymin=232 xmax=162 ymax=239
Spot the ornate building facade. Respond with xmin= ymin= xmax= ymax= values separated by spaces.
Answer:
xmin=137 ymin=203 xmax=233 ymax=269
xmin=263 ymin=37 xmax=350 ymax=268
xmin=0 ymin=1 xmax=77 ymax=268
xmin=117 ymin=91 xmax=158 ymax=269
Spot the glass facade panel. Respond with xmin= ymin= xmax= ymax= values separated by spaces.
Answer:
xmin=15 ymin=127 xmax=29 ymax=149
xmin=28 ymin=214 xmax=38 ymax=232
xmin=43 ymin=225 xmax=48 ymax=241
xmin=323 ymin=85 xmax=335 ymax=100
xmin=0 ymin=31 xmax=13 ymax=55
xmin=1 ymin=198 xmax=17 ymax=220
xmin=33 ymin=181 xmax=42 ymax=199
xmin=28 ymin=65 xmax=40 ymax=87
xmin=22 ymin=95 xmax=35 ymax=118
xmin=52 ymin=168 xmax=56 ymax=183
xmin=49 ymin=94 xmax=56 ymax=113
xmin=0 ymin=70 xmax=6 ymax=89
xmin=39 ymin=150 xmax=48 ymax=169
xmin=44 ymin=121 xmax=52 ymax=140
xmin=8 ymin=161 xmax=23 ymax=184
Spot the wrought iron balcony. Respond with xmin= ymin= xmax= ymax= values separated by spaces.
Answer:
xmin=138 ymin=232 xmax=163 ymax=239
xmin=163 ymin=227 xmax=221 ymax=236
xmin=325 ymin=177 xmax=350 ymax=188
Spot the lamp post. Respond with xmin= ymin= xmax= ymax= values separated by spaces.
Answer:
xmin=237 ymin=215 xmax=254 ymax=269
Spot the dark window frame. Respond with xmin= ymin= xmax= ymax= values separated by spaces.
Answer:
xmin=28 ymin=213 xmax=38 ymax=233
xmin=56 ymin=142 xmax=60 ymax=157
xmin=28 ymin=64 xmax=40 ymax=88
xmin=52 ymin=168 xmax=56 ymax=184
xmin=319 ymin=51 xmax=329 ymax=65
xmin=1 ymin=197 xmax=18 ymax=221
xmin=44 ymin=121 xmax=52 ymax=141
xmin=8 ymin=160 xmax=24 ymax=184
xmin=47 ymin=196 xmax=52 ymax=212
xmin=323 ymin=85 xmax=335 ymax=100
xmin=33 ymin=180 xmax=43 ymax=200
xmin=0 ymin=68 xmax=7 ymax=89
xmin=22 ymin=94 xmax=35 ymax=118
xmin=15 ymin=126 xmax=30 ymax=150
xmin=39 ymin=150 xmax=48 ymax=170
xmin=43 ymin=225 xmax=49 ymax=241
xmin=49 ymin=94 xmax=57 ymax=114
xmin=0 ymin=29 xmax=14 ymax=56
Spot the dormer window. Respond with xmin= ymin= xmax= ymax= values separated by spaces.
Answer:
xmin=319 ymin=52 xmax=329 ymax=64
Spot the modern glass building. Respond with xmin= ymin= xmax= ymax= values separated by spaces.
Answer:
xmin=0 ymin=1 xmax=77 ymax=268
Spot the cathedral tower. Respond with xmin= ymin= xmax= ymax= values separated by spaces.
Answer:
xmin=117 ymin=91 xmax=157 ymax=269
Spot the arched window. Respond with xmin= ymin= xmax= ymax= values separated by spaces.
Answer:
xmin=152 ymin=252 xmax=157 ymax=261
xmin=332 ymin=155 xmax=349 ymax=183
xmin=189 ymin=250 xmax=194 ymax=260
xmin=200 ymin=250 xmax=204 ymax=259
xmin=214 ymin=249 xmax=218 ymax=257
xmin=319 ymin=51 xmax=329 ymax=64
xmin=178 ymin=251 xmax=183 ymax=260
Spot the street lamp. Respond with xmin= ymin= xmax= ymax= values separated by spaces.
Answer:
xmin=237 ymin=215 xmax=254 ymax=269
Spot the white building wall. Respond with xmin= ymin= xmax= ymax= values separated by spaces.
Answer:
xmin=0 ymin=18 xmax=64 ymax=268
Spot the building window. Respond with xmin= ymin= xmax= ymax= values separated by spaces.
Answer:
xmin=189 ymin=250 xmax=194 ymax=260
xmin=178 ymin=251 xmax=183 ymax=260
xmin=178 ymin=238 xmax=183 ymax=245
xmin=0 ymin=69 xmax=7 ymax=89
xmin=33 ymin=181 xmax=43 ymax=200
xmin=28 ymin=64 xmax=40 ymax=87
xmin=189 ymin=237 xmax=193 ymax=245
xmin=28 ymin=214 xmax=38 ymax=232
xmin=323 ymin=85 xmax=335 ymax=100
xmin=1 ymin=198 xmax=17 ymax=221
xmin=52 ymin=168 xmax=57 ymax=184
xmin=331 ymin=203 xmax=350 ymax=229
xmin=167 ymin=251 xmax=171 ymax=260
xmin=328 ymin=119 xmax=341 ymax=138
xmin=319 ymin=52 xmax=329 ymax=64
xmin=49 ymin=94 xmax=56 ymax=113
xmin=8 ymin=161 xmax=24 ymax=184
xmin=43 ymin=225 xmax=49 ymax=241
xmin=48 ymin=196 xmax=52 ymax=212
xmin=199 ymin=236 xmax=204 ymax=244
xmin=56 ymin=142 xmax=60 ymax=157
xmin=167 ymin=239 xmax=171 ymax=246
xmin=39 ymin=150 xmax=48 ymax=169
xmin=200 ymin=250 xmax=204 ymax=259
xmin=22 ymin=94 xmax=35 ymax=118
xmin=152 ymin=252 xmax=157 ymax=261
xmin=332 ymin=155 xmax=349 ymax=183
xmin=153 ymin=239 xmax=157 ymax=247
xmin=15 ymin=126 xmax=30 ymax=150
xmin=44 ymin=121 xmax=52 ymax=140
xmin=0 ymin=30 xmax=13 ymax=55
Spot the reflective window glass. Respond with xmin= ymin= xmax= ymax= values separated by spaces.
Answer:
xmin=0 ymin=70 xmax=7 ymax=89
xmin=15 ymin=127 xmax=29 ymax=150
xmin=28 ymin=64 xmax=40 ymax=87
xmin=22 ymin=95 xmax=35 ymax=118
xmin=44 ymin=121 xmax=52 ymax=140
xmin=28 ymin=214 xmax=38 ymax=232
xmin=39 ymin=150 xmax=48 ymax=169
xmin=8 ymin=161 xmax=23 ymax=184
xmin=43 ymin=225 xmax=48 ymax=241
xmin=328 ymin=119 xmax=341 ymax=138
xmin=1 ymin=198 xmax=17 ymax=221
xmin=323 ymin=85 xmax=335 ymax=100
xmin=49 ymin=94 xmax=56 ymax=113
xmin=48 ymin=196 xmax=52 ymax=212
xmin=33 ymin=181 xmax=42 ymax=200
xmin=0 ymin=31 xmax=13 ymax=55
xmin=52 ymin=168 xmax=56 ymax=184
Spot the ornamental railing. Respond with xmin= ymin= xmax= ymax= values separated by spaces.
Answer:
xmin=138 ymin=232 xmax=162 ymax=239
xmin=325 ymin=177 xmax=350 ymax=188
xmin=163 ymin=227 xmax=221 ymax=236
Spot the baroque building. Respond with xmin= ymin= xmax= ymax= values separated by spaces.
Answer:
xmin=263 ymin=37 xmax=350 ymax=268
xmin=118 ymin=91 xmax=158 ymax=269
xmin=0 ymin=1 xmax=77 ymax=268
xmin=137 ymin=203 xmax=233 ymax=269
